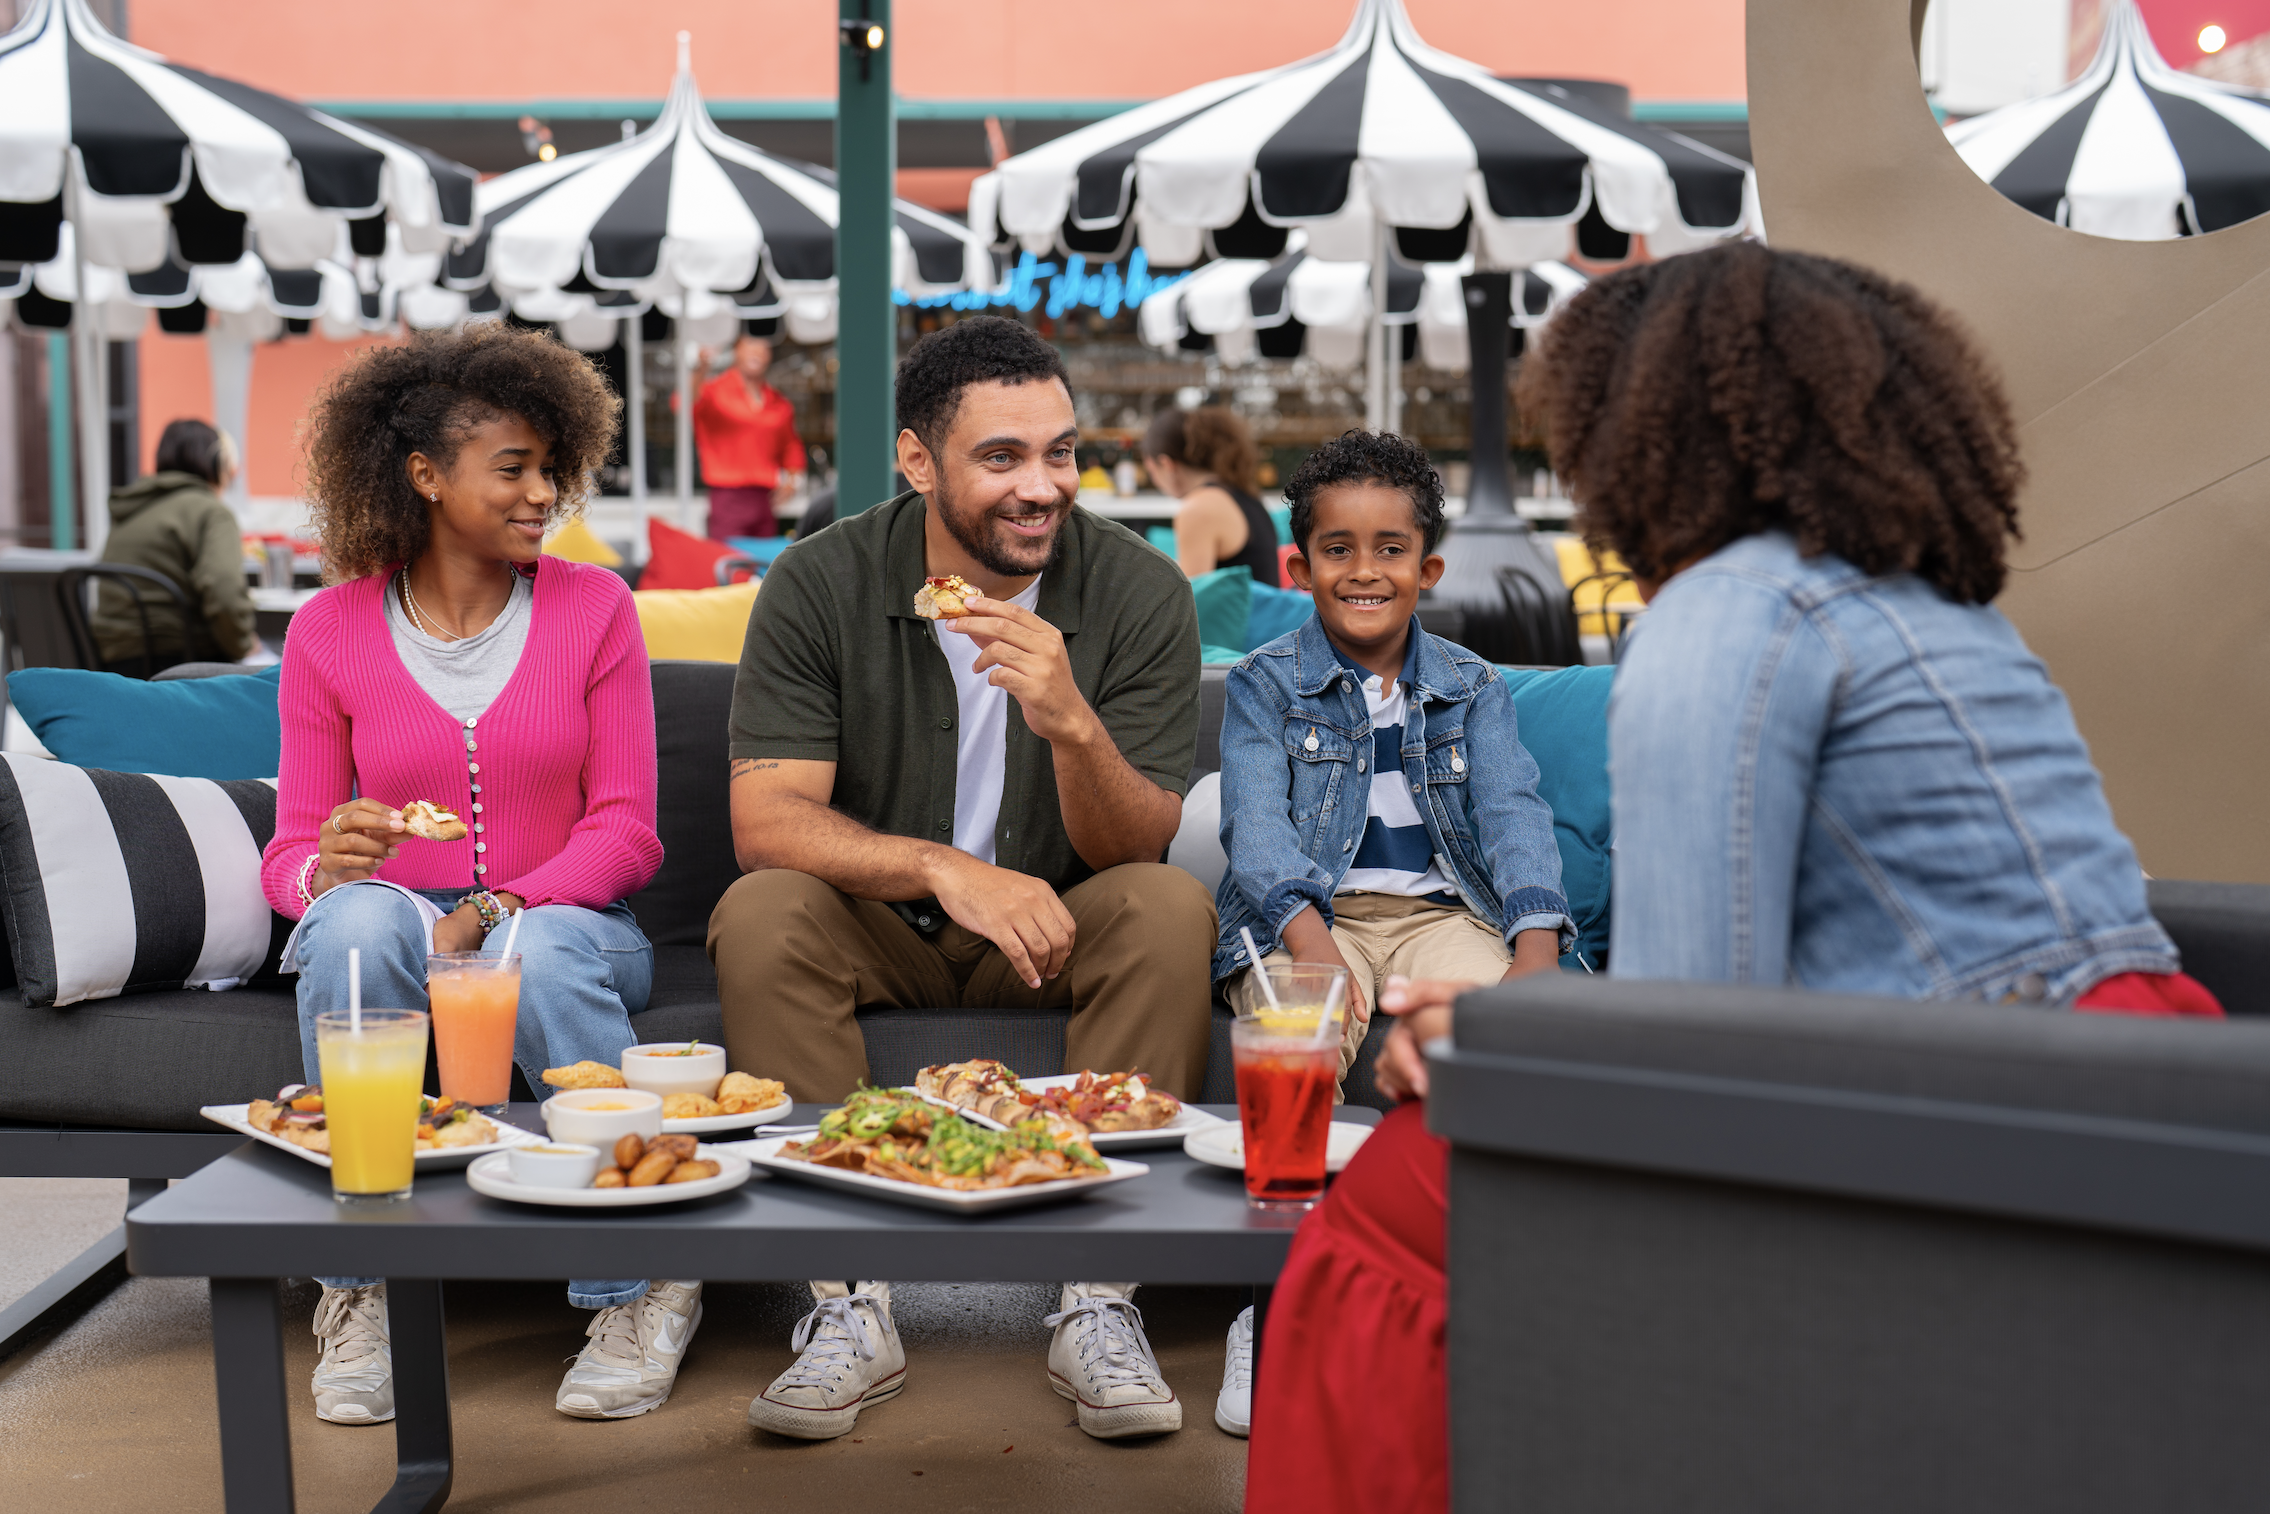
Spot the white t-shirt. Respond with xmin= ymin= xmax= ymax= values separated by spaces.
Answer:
xmin=941 ymin=577 xmax=1043 ymax=864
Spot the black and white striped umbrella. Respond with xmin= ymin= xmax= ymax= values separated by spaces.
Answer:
xmin=444 ymin=36 xmax=989 ymax=345
xmin=0 ymin=0 xmax=476 ymax=272
xmin=974 ymin=0 xmax=1756 ymax=271
xmin=1139 ymin=243 xmax=1583 ymax=368
xmin=1948 ymin=0 xmax=2270 ymax=240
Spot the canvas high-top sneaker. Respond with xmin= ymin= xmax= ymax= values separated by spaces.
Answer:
xmin=748 ymin=1284 xmax=906 ymax=1439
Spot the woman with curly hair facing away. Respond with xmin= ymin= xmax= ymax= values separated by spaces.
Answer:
xmin=1244 ymin=242 xmax=2216 ymax=1514
xmin=258 ymin=324 xmax=692 ymax=1431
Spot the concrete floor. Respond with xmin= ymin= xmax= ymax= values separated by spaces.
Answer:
xmin=0 ymin=1181 xmax=1251 ymax=1513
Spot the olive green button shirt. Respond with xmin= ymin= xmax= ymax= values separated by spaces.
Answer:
xmin=729 ymin=491 xmax=1201 ymax=927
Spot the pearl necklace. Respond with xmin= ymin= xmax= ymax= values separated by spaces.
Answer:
xmin=400 ymin=564 xmax=510 ymax=643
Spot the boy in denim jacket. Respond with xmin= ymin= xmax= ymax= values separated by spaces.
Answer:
xmin=1214 ymin=432 xmax=1572 ymax=1081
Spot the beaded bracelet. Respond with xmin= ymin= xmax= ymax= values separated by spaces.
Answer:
xmin=460 ymin=889 xmax=507 ymax=936
xmin=295 ymin=852 xmax=323 ymax=910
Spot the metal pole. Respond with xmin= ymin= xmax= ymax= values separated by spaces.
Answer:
xmin=625 ymin=316 xmax=647 ymax=508
xmin=836 ymin=0 xmax=896 ymax=513
xmin=1366 ymin=226 xmax=1388 ymax=432
xmin=674 ymin=328 xmax=693 ymax=530
xmin=45 ymin=332 xmax=73 ymax=550
xmin=69 ymin=168 xmax=108 ymax=553
xmin=1459 ymin=271 xmax=1516 ymax=520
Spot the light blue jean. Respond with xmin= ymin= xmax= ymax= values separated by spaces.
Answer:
xmin=295 ymin=883 xmax=657 ymax=1310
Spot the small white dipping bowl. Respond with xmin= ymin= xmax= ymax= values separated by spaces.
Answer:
xmin=619 ymin=1042 xmax=728 ymax=1099
xmin=507 ymin=1143 xmax=603 ymax=1189
xmin=542 ymin=1088 xmax=663 ymax=1147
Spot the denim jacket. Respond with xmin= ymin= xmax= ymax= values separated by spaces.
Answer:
xmin=1212 ymin=614 xmax=1574 ymax=982
xmin=1609 ymin=531 xmax=2176 ymax=1002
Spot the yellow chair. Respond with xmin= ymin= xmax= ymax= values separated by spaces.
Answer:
xmin=632 ymin=581 xmax=761 ymax=662
xmin=1552 ymin=536 xmax=1645 ymax=641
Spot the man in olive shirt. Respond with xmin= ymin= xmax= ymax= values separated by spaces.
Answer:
xmin=714 ymin=316 xmax=1213 ymax=1443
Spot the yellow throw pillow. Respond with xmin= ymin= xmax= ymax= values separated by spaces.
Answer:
xmin=632 ymin=581 xmax=761 ymax=662
xmin=543 ymin=518 xmax=624 ymax=567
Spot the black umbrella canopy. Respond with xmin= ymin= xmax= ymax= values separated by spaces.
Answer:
xmin=980 ymin=0 xmax=1755 ymax=269
xmin=1948 ymin=0 xmax=2270 ymax=239
xmin=0 ymin=0 xmax=475 ymax=270
xmin=445 ymin=38 xmax=986 ymax=314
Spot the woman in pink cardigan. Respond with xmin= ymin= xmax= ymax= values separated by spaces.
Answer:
xmin=259 ymin=325 xmax=684 ymax=1430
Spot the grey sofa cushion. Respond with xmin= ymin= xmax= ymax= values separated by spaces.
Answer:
xmin=1455 ymin=974 xmax=2270 ymax=1134
xmin=624 ymin=661 xmax=741 ymax=948
xmin=0 ymin=985 xmax=308 ymax=1130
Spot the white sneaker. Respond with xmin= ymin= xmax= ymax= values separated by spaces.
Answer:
xmin=748 ymin=1290 xmax=906 ymax=1439
xmin=555 ymin=1281 xmax=703 ymax=1419
xmin=1045 ymin=1288 xmax=1183 ymax=1438
xmin=311 ymin=1283 xmax=393 ymax=1425
xmin=1214 ymin=1305 xmax=1254 ymax=1437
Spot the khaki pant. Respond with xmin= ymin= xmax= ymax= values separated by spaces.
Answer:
xmin=708 ymin=862 xmax=1218 ymax=1103
xmin=1225 ymin=893 xmax=1512 ymax=1085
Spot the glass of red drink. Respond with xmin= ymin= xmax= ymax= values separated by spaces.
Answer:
xmin=426 ymin=951 xmax=522 ymax=1115
xmin=1231 ymin=964 xmax=1349 ymax=1211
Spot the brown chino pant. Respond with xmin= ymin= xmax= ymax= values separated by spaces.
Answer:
xmin=707 ymin=862 xmax=1218 ymax=1103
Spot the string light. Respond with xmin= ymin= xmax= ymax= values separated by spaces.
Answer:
xmin=2200 ymin=24 xmax=2228 ymax=53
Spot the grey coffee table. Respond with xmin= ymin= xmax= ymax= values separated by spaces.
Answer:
xmin=126 ymin=1101 xmax=1378 ymax=1514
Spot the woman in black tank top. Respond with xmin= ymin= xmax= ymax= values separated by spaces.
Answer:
xmin=1143 ymin=406 xmax=1283 ymax=588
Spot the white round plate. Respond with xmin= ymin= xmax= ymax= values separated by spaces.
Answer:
xmin=1183 ymin=1120 xmax=1373 ymax=1174
xmin=464 ymin=1146 xmax=751 ymax=1206
xmin=660 ymin=1098 xmax=792 ymax=1134
xmin=1014 ymin=1074 xmax=1230 ymax=1150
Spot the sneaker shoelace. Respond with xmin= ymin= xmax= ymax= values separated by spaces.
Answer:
xmin=314 ymin=1287 xmax=388 ymax=1378
xmin=1223 ymin=1313 xmax=1255 ymax=1391
xmin=778 ymin=1293 xmax=884 ymax=1391
xmin=1043 ymin=1297 xmax=1164 ymax=1391
xmin=578 ymin=1301 xmax=650 ymax=1370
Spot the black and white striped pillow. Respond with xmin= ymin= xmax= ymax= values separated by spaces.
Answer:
xmin=0 ymin=753 xmax=291 ymax=1007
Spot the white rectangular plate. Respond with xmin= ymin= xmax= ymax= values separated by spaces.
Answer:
xmin=200 ymin=1104 xmax=546 ymax=1172
xmin=725 ymin=1135 xmax=1149 ymax=1214
xmin=660 ymin=1097 xmax=792 ymax=1134
xmin=465 ymin=1147 xmax=750 ymax=1207
xmin=906 ymin=1087 xmax=1008 ymax=1130
xmin=1014 ymin=1074 xmax=1230 ymax=1150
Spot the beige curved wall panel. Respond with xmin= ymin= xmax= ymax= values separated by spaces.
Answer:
xmin=1749 ymin=0 xmax=2270 ymax=879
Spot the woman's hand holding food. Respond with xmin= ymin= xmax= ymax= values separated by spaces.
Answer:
xmin=313 ymin=799 xmax=404 ymax=897
xmin=1371 ymin=976 xmax=1467 ymax=1104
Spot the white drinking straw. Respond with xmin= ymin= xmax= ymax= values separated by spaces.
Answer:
xmin=1313 ymin=974 xmax=1346 ymax=1049
xmin=348 ymin=946 xmax=362 ymax=1033
xmin=1238 ymin=927 xmax=1282 ymax=1013
xmin=500 ymin=902 xmax=523 ymax=959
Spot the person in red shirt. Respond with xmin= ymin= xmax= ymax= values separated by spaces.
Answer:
xmin=694 ymin=334 xmax=807 ymax=539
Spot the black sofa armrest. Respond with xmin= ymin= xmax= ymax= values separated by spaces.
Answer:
xmin=2149 ymin=877 xmax=2270 ymax=1017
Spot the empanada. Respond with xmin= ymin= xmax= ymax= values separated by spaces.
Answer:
xmin=716 ymin=1072 xmax=786 ymax=1114
xmin=401 ymin=801 xmax=467 ymax=842
xmin=661 ymin=1092 xmax=722 ymax=1120
xmin=542 ymin=1060 xmax=627 ymax=1090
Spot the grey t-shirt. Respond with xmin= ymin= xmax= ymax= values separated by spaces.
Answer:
xmin=384 ymin=568 xmax=533 ymax=722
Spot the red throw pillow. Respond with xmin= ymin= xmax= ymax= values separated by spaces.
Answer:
xmin=638 ymin=516 xmax=752 ymax=590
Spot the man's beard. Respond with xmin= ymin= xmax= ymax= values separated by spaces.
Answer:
xmin=932 ymin=475 xmax=1073 ymax=578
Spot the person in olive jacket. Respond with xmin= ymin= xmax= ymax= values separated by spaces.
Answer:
xmin=93 ymin=418 xmax=257 ymax=672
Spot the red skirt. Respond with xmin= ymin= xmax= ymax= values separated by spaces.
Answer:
xmin=1243 ymin=970 xmax=2222 ymax=1513
xmin=1246 ymin=1101 xmax=1450 ymax=1514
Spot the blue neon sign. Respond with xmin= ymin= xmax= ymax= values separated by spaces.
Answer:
xmin=895 ymin=248 xmax=1187 ymax=318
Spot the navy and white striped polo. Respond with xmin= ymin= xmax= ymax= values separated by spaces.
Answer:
xmin=1329 ymin=640 xmax=1460 ymax=903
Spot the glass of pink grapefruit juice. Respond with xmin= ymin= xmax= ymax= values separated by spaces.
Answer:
xmin=426 ymin=951 xmax=522 ymax=1114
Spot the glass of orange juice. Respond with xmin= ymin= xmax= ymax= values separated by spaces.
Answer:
xmin=316 ymin=1009 xmax=428 ymax=1204
xmin=427 ymin=951 xmax=522 ymax=1115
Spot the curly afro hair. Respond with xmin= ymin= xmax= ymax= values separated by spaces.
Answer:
xmin=894 ymin=315 xmax=1071 ymax=458
xmin=1285 ymin=430 xmax=1449 ymax=554
xmin=1513 ymin=241 xmax=2024 ymax=604
xmin=301 ymin=323 xmax=621 ymax=584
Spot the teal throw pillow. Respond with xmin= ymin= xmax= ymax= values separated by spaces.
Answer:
xmin=1500 ymin=664 xmax=1615 ymax=972
xmin=1243 ymin=581 xmax=1315 ymax=651
xmin=1188 ymin=565 xmax=1252 ymax=655
xmin=8 ymin=665 xmax=284 ymax=780
xmin=1200 ymin=644 xmax=1248 ymax=665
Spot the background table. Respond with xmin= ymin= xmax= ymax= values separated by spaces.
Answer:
xmin=127 ymin=1102 xmax=1375 ymax=1514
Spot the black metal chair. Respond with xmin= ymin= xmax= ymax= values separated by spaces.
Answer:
xmin=1492 ymin=564 xmax=1584 ymax=667
xmin=0 ymin=562 xmax=199 ymax=678
xmin=1568 ymin=568 xmax=1641 ymax=662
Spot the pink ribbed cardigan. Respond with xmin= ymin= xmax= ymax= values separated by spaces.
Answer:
xmin=260 ymin=557 xmax=662 ymax=919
